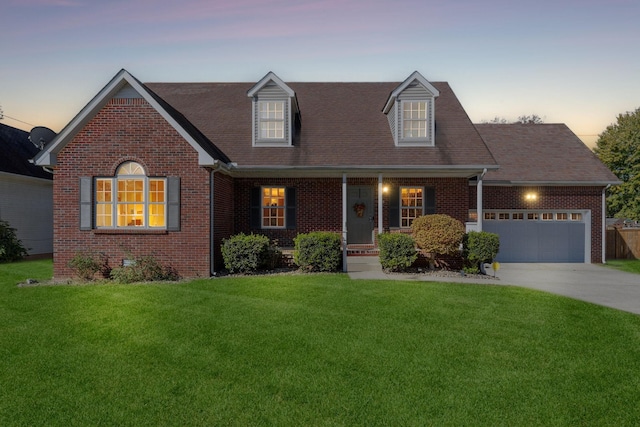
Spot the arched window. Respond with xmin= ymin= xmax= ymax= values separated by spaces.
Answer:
xmin=95 ymin=161 xmax=166 ymax=228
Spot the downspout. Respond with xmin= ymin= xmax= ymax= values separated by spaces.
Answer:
xmin=342 ymin=173 xmax=348 ymax=272
xmin=378 ymin=174 xmax=383 ymax=239
xmin=602 ymin=184 xmax=611 ymax=264
xmin=477 ymin=168 xmax=487 ymax=231
xmin=210 ymin=168 xmax=216 ymax=276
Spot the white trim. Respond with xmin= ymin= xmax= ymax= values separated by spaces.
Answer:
xmin=378 ymin=174 xmax=383 ymax=235
xmin=342 ymin=174 xmax=347 ymax=273
xmin=383 ymin=71 xmax=440 ymax=114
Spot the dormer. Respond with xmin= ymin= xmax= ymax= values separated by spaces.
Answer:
xmin=247 ymin=72 xmax=300 ymax=147
xmin=383 ymin=71 xmax=439 ymax=147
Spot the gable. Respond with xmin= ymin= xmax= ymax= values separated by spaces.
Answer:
xmin=33 ymin=69 xmax=230 ymax=168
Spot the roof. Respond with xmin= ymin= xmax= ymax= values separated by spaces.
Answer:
xmin=145 ymin=80 xmax=497 ymax=175
xmin=475 ymin=123 xmax=620 ymax=185
xmin=0 ymin=123 xmax=52 ymax=180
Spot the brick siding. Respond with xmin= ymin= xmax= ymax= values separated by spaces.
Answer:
xmin=53 ymin=98 xmax=213 ymax=279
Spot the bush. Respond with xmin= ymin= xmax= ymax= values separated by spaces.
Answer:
xmin=294 ymin=232 xmax=341 ymax=272
xmin=463 ymin=231 xmax=500 ymax=273
xmin=411 ymin=214 xmax=466 ymax=257
xmin=0 ymin=219 xmax=28 ymax=263
xmin=110 ymin=254 xmax=180 ymax=284
xmin=68 ymin=251 xmax=108 ymax=281
xmin=221 ymin=233 xmax=278 ymax=274
xmin=378 ymin=233 xmax=417 ymax=272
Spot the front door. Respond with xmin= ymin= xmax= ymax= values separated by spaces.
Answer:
xmin=347 ymin=186 xmax=374 ymax=244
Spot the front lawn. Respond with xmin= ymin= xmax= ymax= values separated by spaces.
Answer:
xmin=604 ymin=259 xmax=640 ymax=274
xmin=1 ymin=260 xmax=640 ymax=425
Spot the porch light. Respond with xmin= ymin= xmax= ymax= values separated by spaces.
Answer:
xmin=525 ymin=192 xmax=538 ymax=202
xmin=383 ymin=186 xmax=389 ymax=193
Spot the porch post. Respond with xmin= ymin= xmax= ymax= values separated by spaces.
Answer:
xmin=477 ymin=168 xmax=487 ymax=231
xmin=342 ymin=173 xmax=348 ymax=272
xmin=378 ymin=174 xmax=383 ymax=238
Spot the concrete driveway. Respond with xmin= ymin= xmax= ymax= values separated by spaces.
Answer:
xmin=496 ymin=263 xmax=640 ymax=315
xmin=347 ymin=257 xmax=640 ymax=315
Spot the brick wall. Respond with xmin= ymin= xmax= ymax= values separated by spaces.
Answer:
xmin=53 ymin=98 xmax=213 ymax=279
xmin=470 ymin=185 xmax=604 ymax=263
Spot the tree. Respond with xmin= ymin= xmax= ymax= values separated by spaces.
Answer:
xmin=594 ymin=108 xmax=640 ymax=220
xmin=516 ymin=114 xmax=544 ymax=124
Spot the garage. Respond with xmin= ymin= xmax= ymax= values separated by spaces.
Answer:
xmin=482 ymin=211 xmax=590 ymax=263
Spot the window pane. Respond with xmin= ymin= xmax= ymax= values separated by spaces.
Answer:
xmin=262 ymin=187 xmax=286 ymax=228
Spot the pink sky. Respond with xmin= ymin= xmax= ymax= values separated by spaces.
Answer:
xmin=2 ymin=0 xmax=639 ymax=148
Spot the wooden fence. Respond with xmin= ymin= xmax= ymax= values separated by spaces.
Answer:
xmin=606 ymin=228 xmax=640 ymax=260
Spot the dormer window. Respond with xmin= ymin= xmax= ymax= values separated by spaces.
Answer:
xmin=248 ymin=72 xmax=300 ymax=147
xmin=383 ymin=71 xmax=439 ymax=147
xmin=402 ymin=101 xmax=427 ymax=139
xmin=259 ymin=101 xmax=285 ymax=140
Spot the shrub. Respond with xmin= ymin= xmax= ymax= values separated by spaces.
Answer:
xmin=378 ymin=233 xmax=418 ymax=272
xmin=463 ymin=231 xmax=500 ymax=273
xmin=221 ymin=233 xmax=276 ymax=274
xmin=67 ymin=250 xmax=108 ymax=281
xmin=0 ymin=219 xmax=28 ymax=263
xmin=411 ymin=214 xmax=466 ymax=257
xmin=110 ymin=254 xmax=180 ymax=284
xmin=294 ymin=232 xmax=341 ymax=272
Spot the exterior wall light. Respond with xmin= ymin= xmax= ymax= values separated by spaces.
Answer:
xmin=383 ymin=186 xmax=389 ymax=193
xmin=525 ymin=192 xmax=538 ymax=202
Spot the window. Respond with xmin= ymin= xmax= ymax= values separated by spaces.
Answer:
xmin=402 ymin=101 xmax=427 ymax=139
xmin=259 ymin=101 xmax=284 ymax=140
xmin=95 ymin=162 xmax=166 ymax=229
xmin=527 ymin=213 xmax=539 ymax=220
xmin=262 ymin=187 xmax=286 ymax=228
xmin=541 ymin=213 xmax=553 ymax=221
xmin=571 ymin=213 xmax=583 ymax=221
xmin=498 ymin=213 xmax=510 ymax=220
xmin=513 ymin=212 xmax=524 ymax=220
xmin=400 ymin=187 xmax=423 ymax=227
xmin=556 ymin=213 xmax=568 ymax=221
xmin=484 ymin=212 xmax=496 ymax=220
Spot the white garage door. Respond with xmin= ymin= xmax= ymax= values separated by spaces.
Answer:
xmin=482 ymin=211 xmax=589 ymax=263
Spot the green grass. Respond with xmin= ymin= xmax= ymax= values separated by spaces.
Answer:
xmin=605 ymin=259 xmax=640 ymax=274
xmin=1 ymin=260 xmax=640 ymax=426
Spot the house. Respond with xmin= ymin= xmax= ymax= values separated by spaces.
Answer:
xmin=32 ymin=69 xmax=619 ymax=278
xmin=0 ymin=123 xmax=53 ymax=257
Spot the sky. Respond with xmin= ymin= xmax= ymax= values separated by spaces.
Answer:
xmin=2 ymin=0 xmax=639 ymax=149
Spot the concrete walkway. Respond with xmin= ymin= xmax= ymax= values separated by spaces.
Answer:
xmin=347 ymin=256 xmax=640 ymax=315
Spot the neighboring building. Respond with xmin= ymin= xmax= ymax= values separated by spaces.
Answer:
xmin=33 ymin=69 xmax=619 ymax=278
xmin=0 ymin=123 xmax=53 ymax=256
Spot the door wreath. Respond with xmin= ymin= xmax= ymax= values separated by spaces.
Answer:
xmin=353 ymin=202 xmax=366 ymax=218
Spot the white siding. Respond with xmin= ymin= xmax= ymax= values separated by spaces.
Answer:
xmin=0 ymin=173 xmax=53 ymax=255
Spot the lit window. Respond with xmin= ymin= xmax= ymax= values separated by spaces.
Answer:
xmin=571 ymin=213 xmax=583 ymax=221
xmin=95 ymin=162 xmax=166 ymax=229
xmin=259 ymin=101 xmax=284 ymax=139
xmin=512 ymin=213 xmax=524 ymax=220
xmin=402 ymin=101 xmax=427 ymax=139
xmin=400 ymin=187 xmax=423 ymax=227
xmin=262 ymin=187 xmax=285 ymax=228
xmin=556 ymin=213 xmax=568 ymax=221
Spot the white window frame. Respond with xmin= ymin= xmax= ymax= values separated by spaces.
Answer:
xmin=261 ymin=186 xmax=286 ymax=229
xmin=257 ymin=101 xmax=286 ymax=143
xmin=398 ymin=99 xmax=434 ymax=146
xmin=95 ymin=162 xmax=167 ymax=230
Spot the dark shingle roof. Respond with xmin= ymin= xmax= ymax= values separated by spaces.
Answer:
xmin=475 ymin=123 xmax=619 ymax=184
xmin=145 ymin=81 xmax=497 ymax=169
xmin=0 ymin=123 xmax=52 ymax=180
